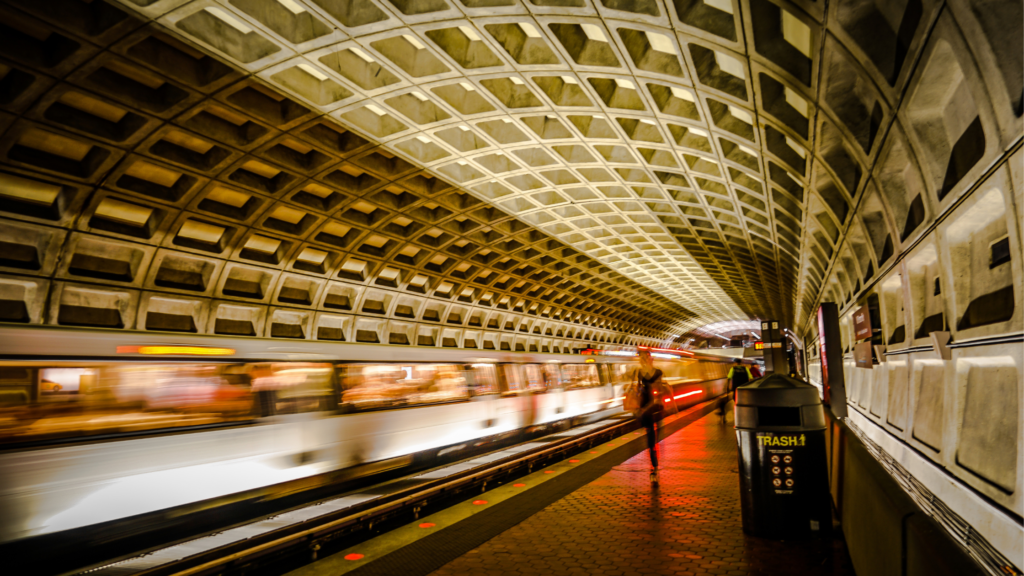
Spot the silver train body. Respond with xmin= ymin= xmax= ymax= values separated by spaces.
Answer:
xmin=0 ymin=326 xmax=734 ymax=545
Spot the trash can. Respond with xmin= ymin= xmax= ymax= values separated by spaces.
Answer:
xmin=734 ymin=373 xmax=832 ymax=538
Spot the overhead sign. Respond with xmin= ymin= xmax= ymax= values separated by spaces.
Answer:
xmin=853 ymin=306 xmax=872 ymax=341
xmin=754 ymin=342 xmax=764 ymax=350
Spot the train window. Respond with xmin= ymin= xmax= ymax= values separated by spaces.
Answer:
xmin=39 ymin=368 xmax=94 ymax=399
xmin=252 ymin=363 xmax=335 ymax=415
xmin=339 ymin=364 xmax=468 ymax=410
xmin=467 ymin=364 xmax=499 ymax=396
xmin=500 ymin=364 xmax=523 ymax=393
xmin=0 ymin=362 xmax=257 ymax=445
xmin=522 ymin=364 xmax=547 ymax=392
xmin=612 ymin=363 xmax=635 ymax=385
xmin=562 ymin=364 xmax=600 ymax=389
xmin=543 ymin=364 xmax=563 ymax=388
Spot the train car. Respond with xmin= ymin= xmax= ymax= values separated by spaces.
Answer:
xmin=0 ymin=325 xmax=740 ymax=549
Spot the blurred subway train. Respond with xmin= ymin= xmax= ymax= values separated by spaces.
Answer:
xmin=0 ymin=325 xmax=737 ymax=549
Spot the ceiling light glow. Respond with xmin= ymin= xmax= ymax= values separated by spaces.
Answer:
xmin=297 ymin=63 xmax=328 ymax=81
xmin=204 ymin=7 xmax=253 ymax=34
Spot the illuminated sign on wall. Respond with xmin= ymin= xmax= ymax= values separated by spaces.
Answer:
xmin=853 ymin=305 xmax=872 ymax=341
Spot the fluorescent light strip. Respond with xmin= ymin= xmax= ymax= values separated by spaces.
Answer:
xmin=403 ymin=35 xmax=425 ymax=50
xmin=704 ymin=0 xmax=734 ymax=14
xmin=786 ymin=136 xmax=807 ymax=158
xmin=714 ymin=50 xmax=745 ymax=79
xmin=277 ymin=0 xmax=306 ymax=14
xmin=350 ymin=47 xmax=375 ymax=63
xmin=458 ymin=26 xmax=481 ymax=42
xmin=646 ymin=31 xmax=675 ymax=54
xmin=729 ymin=105 xmax=753 ymax=124
xmin=519 ymin=22 xmax=542 ymax=38
xmin=580 ymin=23 xmax=607 ymax=42
xmin=784 ymin=86 xmax=809 ymax=117
xmin=204 ymin=7 xmax=252 ymax=34
xmin=781 ymin=10 xmax=812 ymax=58
xmin=297 ymin=63 xmax=328 ymax=81
xmin=670 ymin=86 xmax=694 ymax=101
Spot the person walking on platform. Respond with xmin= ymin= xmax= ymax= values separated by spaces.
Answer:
xmin=716 ymin=359 xmax=753 ymax=423
xmin=727 ymin=358 xmax=752 ymax=394
xmin=635 ymin=349 xmax=665 ymax=485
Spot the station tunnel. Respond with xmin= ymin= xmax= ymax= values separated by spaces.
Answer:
xmin=0 ymin=0 xmax=1019 ymax=574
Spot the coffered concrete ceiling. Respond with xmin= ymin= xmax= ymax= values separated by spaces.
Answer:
xmin=0 ymin=0 xmax=1018 ymax=347
xmin=155 ymin=0 xmax=759 ymax=327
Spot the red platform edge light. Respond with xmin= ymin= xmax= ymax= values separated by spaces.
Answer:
xmin=637 ymin=346 xmax=694 ymax=357
xmin=419 ymin=523 xmax=436 ymax=528
xmin=472 ymin=500 xmax=487 ymax=505
xmin=580 ymin=346 xmax=693 ymax=358
xmin=344 ymin=553 xmax=364 ymax=561
xmin=513 ymin=483 xmax=526 ymax=487
xmin=665 ymin=389 xmax=703 ymax=403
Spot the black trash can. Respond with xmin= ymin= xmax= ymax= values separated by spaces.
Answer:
xmin=734 ymin=373 xmax=832 ymax=538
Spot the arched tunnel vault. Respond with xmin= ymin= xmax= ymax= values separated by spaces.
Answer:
xmin=0 ymin=0 xmax=1019 ymax=348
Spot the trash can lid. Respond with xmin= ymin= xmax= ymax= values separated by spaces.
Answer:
xmin=735 ymin=373 xmax=822 ymax=408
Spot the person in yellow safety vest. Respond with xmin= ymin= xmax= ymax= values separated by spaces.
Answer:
xmin=727 ymin=358 xmax=753 ymax=394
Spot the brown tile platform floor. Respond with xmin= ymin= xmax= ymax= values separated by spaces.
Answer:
xmin=425 ymin=410 xmax=855 ymax=576
xmin=310 ymin=403 xmax=857 ymax=576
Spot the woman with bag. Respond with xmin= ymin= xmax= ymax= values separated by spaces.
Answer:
xmin=635 ymin=348 xmax=666 ymax=485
